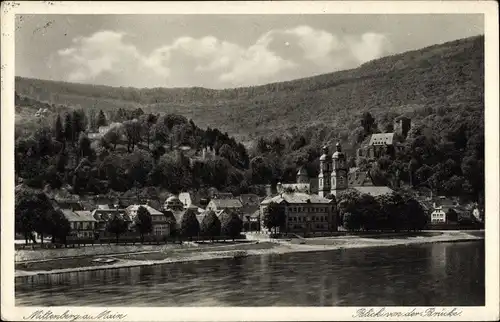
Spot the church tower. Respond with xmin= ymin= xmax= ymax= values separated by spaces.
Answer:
xmin=331 ymin=142 xmax=348 ymax=196
xmin=318 ymin=146 xmax=332 ymax=198
xmin=297 ymin=167 xmax=309 ymax=184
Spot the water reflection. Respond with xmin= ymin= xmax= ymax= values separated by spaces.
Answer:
xmin=16 ymin=241 xmax=484 ymax=306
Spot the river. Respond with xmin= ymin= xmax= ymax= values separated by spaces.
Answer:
xmin=15 ymin=241 xmax=484 ymax=306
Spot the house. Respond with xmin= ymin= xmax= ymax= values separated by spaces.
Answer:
xmin=430 ymin=206 xmax=447 ymax=223
xmin=429 ymin=197 xmax=461 ymax=223
xmin=126 ymin=204 xmax=172 ymax=236
xmin=178 ymin=192 xmax=208 ymax=210
xmin=92 ymin=208 xmax=131 ymax=235
xmin=472 ymin=207 xmax=483 ymax=222
xmin=163 ymin=196 xmax=185 ymax=212
xmin=239 ymin=193 xmax=261 ymax=221
xmin=60 ymin=209 xmax=97 ymax=239
xmin=260 ymin=192 xmax=337 ymax=235
xmin=243 ymin=209 xmax=261 ymax=231
xmin=206 ymin=198 xmax=243 ymax=217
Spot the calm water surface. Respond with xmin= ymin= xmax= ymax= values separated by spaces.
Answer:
xmin=16 ymin=241 xmax=484 ymax=306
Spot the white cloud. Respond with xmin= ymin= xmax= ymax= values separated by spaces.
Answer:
xmin=57 ymin=27 xmax=392 ymax=88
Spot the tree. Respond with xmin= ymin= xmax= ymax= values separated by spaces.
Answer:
xmin=219 ymin=144 xmax=234 ymax=164
xmin=256 ymin=137 xmax=269 ymax=154
xmin=361 ymin=112 xmax=376 ymax=135
xmin=262 ymin=201 xmax=286 ymax=234
xmin=103 ymin=127 xmax=120 ymax=150
xmin=151 ymin=122 xmax=169 ymax=146
xmin=220 ymin=211 xmax=243 ymax=240
xmin=337 ymin=189 xmax=362 ymax=222
xmin=271 ymin=137 xmax=285 ymax=155
xmin=343 ymin=212 xmax=362 ymax=231
xmin=200 ymin=210 xmax=221 ymax=240
xmin=180 ymin=209 xmax=200 ymax=240
xmin=64 ymin=113 xmax=73 ymax=143
xmin=404 ymin=198 xmax=427 ymax=231
xmin=376 ymin=193 xmax=406 ymax=231
xmin=78 ymin=133 xmax=92 ymax=159
xmin=15 ymin=187 xmax=53 ymax=244
xmin=134 ymin=206 xmax=153 ymax=242
xmin=97 ymin=110 xmax=107 ymax=127
xmin=446 ymin=208 xmax=458 ymax=223
xmin=72 ymin=110 xmax=85 ymax=143
xmin=106 ymin=214 xmax=128 ymax=243
xmin=123 ymin=120 xmax=142 ymax=152
xmin=49 ymin=209 xmax=71 ymax=244
xmin=54 ymin=114 xmax=65 ymax=143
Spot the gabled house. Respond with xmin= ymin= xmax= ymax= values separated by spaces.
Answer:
xmin=61 ymin=209 xmax=97 ymax=239
xmin=126 ymin=204 xmax=173 ymax=236
xmin=206 ymin=198 xmax=243 ymax=218
xmin=92 ymin=208 xmax=131 ymax=235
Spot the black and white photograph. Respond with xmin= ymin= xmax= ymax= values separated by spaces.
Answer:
xmin=1 ymin=1 xmax=499 ymax=321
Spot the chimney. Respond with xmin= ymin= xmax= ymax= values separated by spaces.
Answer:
xmin=277 ymin=182 xmax=282 ymax=193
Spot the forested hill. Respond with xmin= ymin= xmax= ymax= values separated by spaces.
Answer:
xmin=15 ymin=35 xmax=484 ymax=142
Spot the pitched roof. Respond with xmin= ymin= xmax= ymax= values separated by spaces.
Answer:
xmin=213 ymin=192 xmax=235 ymax=199
xmin=239 ymin=193 xmax=260 ymax=206
xmin=353 ymin=186 xmax=393 ymax=197
xmin=369 ymin=133 xmax=394 ymax=146
xmin=261 ymin=192 xmax=334 ymax=205
xmin=241 ymin=204 xmax=259 ymax=215
xmin=209 ymin=198 xmax=243 ymax=208
xmin=61 ymin=209 xmax=97 ymax=222
xmin=126 ymin=204 xmax=163 ymax=215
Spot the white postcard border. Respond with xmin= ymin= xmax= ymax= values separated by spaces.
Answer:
xmin=1 ymin=1 xmax=499 ymax=321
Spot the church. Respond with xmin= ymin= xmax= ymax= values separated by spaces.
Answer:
xmin=278 ymin=142 xmax=393 ymax=198
xmin=261 ymin=142 xmax=393 ymax=235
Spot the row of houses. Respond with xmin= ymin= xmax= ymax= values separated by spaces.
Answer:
xmin=51 ymin=191 xmax=264 ymax=239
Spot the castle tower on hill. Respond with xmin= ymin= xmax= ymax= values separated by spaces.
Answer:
xmin=331 ymin=142 xmax=348 ymax=197
xmin=318 ymin=146 xmax=332 ymax=198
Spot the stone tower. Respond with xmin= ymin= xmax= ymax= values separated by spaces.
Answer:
xmin=318 ymin=146 xmax=332 ymax=198
xmin=297 ymin=167 xmax=309 ymax=184
xmin=331 ymin=142 xmax=348 ymax=197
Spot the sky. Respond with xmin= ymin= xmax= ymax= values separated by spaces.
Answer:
xmin=15 ymin=14 xmax=484 ymax=89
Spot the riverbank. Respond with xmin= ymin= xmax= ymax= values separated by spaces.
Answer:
xmin=15 ymin=230 xmax=483 ymax=277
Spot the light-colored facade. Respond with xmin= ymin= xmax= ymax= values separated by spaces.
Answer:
xmin=431 ymin=207 xmax=447 ymax=223
xmin=206 ymin=198 xmax=243 ymax=214
xmin=61 ymin=209 xmax=97 ymax=238
xmin=260 ymin=192 xmax=336 ymax=235
xmin=126 ymin=204 xmax=172 ymax=237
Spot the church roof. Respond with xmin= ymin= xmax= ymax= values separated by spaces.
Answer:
xmin=369 ymin=133 xmax=394 ymax=146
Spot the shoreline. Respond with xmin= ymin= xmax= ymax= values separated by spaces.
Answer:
xmin=15 ymin=231 xmax=483 ymax=278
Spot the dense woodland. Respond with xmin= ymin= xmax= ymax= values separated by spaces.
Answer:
xmin=14 ymin=35 xmax=484 ymax=208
